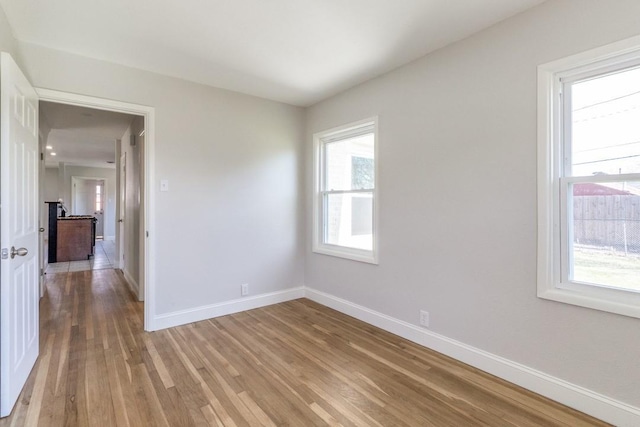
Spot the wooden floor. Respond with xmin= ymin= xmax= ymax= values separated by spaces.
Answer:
xmin=1 ymin=270 xmax=609 ymax=427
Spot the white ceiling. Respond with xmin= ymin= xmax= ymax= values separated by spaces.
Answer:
xmin=1 ymin=0 xmax=544 ymax=106
xmin=40 ymin=102 xmax=136 ymax=168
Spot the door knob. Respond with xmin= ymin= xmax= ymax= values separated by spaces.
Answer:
xmin=118 ymin=219 xmax=123 ymax=223
xmin=10 ymin=246 xmax=28 ymax=259
xmin=39 ymin=227 xmax=45 ymax=232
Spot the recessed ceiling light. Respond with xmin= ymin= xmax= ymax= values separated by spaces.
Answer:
xmin=51 ymin=152 xmax=57 ymax=156
xmin=46 ymin=145 xmax=53 ymax=150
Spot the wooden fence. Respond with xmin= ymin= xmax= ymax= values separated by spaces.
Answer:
xmin=573 ymin=195 xmax=640 ymax=253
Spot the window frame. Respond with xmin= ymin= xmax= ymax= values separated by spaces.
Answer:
xmin=537 ymin=36 xmax=640 ymax=318
xmin=313 ymin=117 xmax=379 ymax=264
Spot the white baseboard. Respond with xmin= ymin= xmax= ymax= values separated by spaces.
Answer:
xmin=122 ymin=269 xmax=140 ymax=301
xmin=305 ymin=287 xmax=640 ymax=427
xmin=153 ymin=286 xmax=305 ymax=331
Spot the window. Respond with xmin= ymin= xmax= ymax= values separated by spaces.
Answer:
xmin=313 ymin=118 xmax=378 ymax=263
xmin=95 ymin=184 xmax=102 ymax=212
xmin=538 ymin=37 xmax=640 ymax=318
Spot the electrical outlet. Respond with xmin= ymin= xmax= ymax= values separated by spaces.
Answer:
xmin=241 ymin=283 xmax=249 ymax=296
xmin=419 ymin=310 xmax=429 ymax=328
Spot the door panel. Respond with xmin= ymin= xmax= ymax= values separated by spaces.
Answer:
xmin=1 ymin=52 xmax=40 ymax=417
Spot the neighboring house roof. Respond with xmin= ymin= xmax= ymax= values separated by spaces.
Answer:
xmin=574 ymin=183 xmax=634 ymax=196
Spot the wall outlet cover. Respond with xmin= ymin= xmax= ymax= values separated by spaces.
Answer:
xmin=419 ymin=310 xmax=429 ymax=328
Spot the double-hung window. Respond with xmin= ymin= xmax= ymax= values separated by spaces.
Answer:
xmin=313 ymin=118 xmax=378 ymax=264
xmin=538 ymin=38 xmax=640 ymax=318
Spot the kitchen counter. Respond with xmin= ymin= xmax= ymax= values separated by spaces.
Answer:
xmin=56 ymin=216 xmax=97 ymax=261
xmin=58 ymin=215 xmax=97 ymax=220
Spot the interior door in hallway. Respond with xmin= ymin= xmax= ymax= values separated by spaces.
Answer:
xmin=0 ymin=52 xmax=40 ymax=417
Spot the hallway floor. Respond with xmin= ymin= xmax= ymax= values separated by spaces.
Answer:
xmin=46 ymin=240 xmax=116 ymax=273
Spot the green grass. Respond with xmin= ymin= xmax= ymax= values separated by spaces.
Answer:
xmin=573 ymin=247 xmax=640 ymax=291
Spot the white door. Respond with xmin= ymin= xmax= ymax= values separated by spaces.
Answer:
xmin=0 ymin=53 xmax=40 ymax=417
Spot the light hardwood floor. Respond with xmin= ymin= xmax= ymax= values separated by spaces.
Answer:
xmin=1 ymin=269 xmax=609 ymax=426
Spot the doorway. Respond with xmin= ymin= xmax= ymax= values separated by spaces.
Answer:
xmin=41 ymin=101 xmax=138 ymax=280
xmin=37 ymin=89 xmax=156 ymax=331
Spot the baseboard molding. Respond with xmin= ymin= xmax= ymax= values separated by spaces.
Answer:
xmin=121 ymin=269 xmax=140 ymax=301
xmin=153 ymin=286 xmax=306 ymax=331
xmin=305 ymin=287 xmax=640 ymax=427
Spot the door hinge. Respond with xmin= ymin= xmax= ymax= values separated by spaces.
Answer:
xmin=41 ymin=152 xmax=44 ymax=161
xmin=1 ymin=248 xmax=8 ymax=260
xmin=146 ymin=231 xmax=149 ymax=238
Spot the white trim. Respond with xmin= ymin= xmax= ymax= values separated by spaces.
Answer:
xmin=537 ymin=37 xmax=640 ymax=319
xmin=153 ymin=287 xmax=305 ymax=331
xmin=122 ymin=269 xmax=140 ymax=300
xmin=312 ymin=244 xmax=377 ymax=264
xmin=304 ymin=287 xmax=640 ymax=427
xmin=542 ymin=34 xmax=640 ymax=74
xmin=104 ymin=235 xmax=115 ymax=241
xmin=312 ymin=116 xmax=379 ymax=265
xmin=36 ymin=88 xmax=157 ymax=331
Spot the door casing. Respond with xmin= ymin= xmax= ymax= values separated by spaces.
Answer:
xmin=36 ymin=88 xmax=156 ymax=332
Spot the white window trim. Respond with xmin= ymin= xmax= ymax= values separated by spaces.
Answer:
xmin=537 ymin=35 xmax=640 ymax=318
xmin=313 ymin=117 xmax=379 ymax=264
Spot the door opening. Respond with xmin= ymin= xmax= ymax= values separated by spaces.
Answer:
xmin=36 ymin=89 xmax=155 ymax=332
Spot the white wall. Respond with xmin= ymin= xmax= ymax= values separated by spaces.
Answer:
xmin=17 ymin=42 xmax=306 ymax=316
xmin=43 ymin=167 xmax=59 ymax=202
xmin=0 ymin=6 xmax=17 ymax=57
xmin=305 ymin=0 xmax=640 ymax=410
xmin=40 ymin=167 xmax=59 ymax=243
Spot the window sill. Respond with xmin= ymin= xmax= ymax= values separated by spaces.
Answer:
xmin=312 ymin=244 xmax=378 ymax=265
xmin=537 ymin=284 xmax=640 ymax=319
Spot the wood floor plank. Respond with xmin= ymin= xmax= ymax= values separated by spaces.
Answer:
xmin=0 ymin=269 xmax=611 ymax=427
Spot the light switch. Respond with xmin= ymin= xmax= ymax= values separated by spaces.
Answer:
xmin=160 ymin=179 xmax=169 ymax=192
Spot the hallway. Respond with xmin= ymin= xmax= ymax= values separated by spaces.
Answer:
xmin=46 ymin=240 xmax=116 ymax=273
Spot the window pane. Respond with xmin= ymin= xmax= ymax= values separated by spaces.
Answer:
xmin=325 ymin=192 xmax=373 ymax=250
xmin=571 ymin=181 xmax=640 ymax=291
xmin=96 ymin=185 xmax=102 ymax=211
xmin=325 ymin=133 xmax=374 ymax=191
xmin=571 ymin=66 xmax=640 ymax=176
xmin=352 ymin=156 xmax=374 ymax=189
